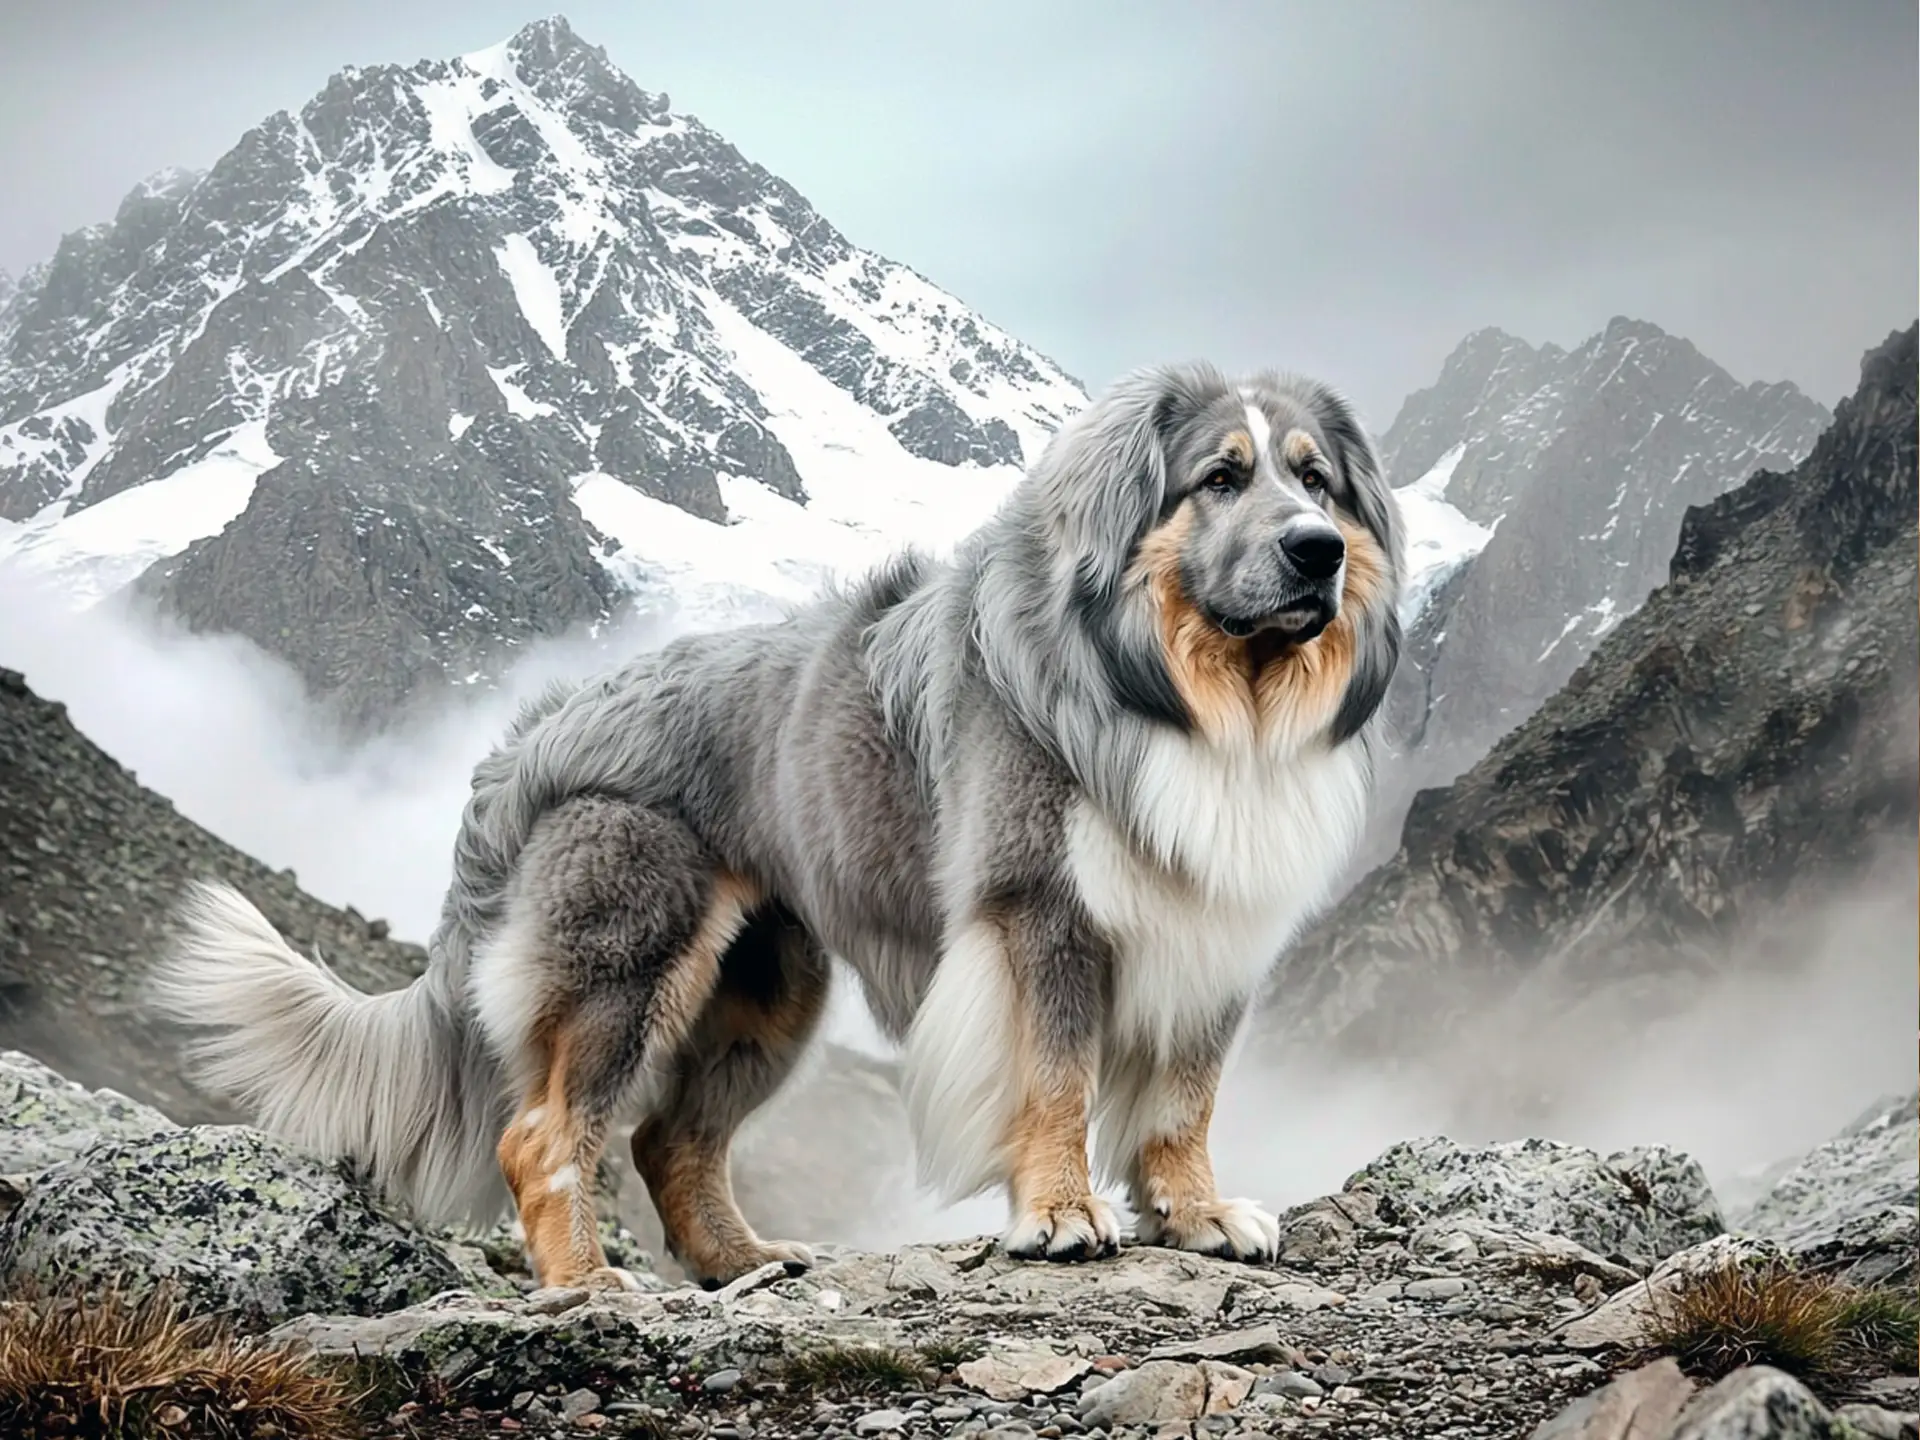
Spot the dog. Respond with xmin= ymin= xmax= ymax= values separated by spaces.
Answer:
xmin=150 ymin=360 xmax=1403 ymax=1291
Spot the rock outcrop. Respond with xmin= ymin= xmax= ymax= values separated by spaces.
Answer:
xmin=0 ymin=1124 xmax=488 ymax=1329
xmin=1739 ymin=1091 xmax=1919 ymax=1288
xmin=1343 ymin=1137 xmax=1724 ymax=1266
xmin=1532 ymin=1361 xmax=1919 ymax=1440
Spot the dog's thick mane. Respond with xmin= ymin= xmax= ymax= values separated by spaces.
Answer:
xmin=866 ymin=360 xmax=1404 ymax=828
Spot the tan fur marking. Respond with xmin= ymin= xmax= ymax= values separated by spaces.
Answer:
xmin=1129 ymin=506 xmax=1261 ymax=742
xmin=1221 ymin=431 xmax=1254 ymax=468
xmin=1281 ymin=428 xmax=1325 ymax=471
xmin=645 ymin=871 xmax=759 ymax=1056
xmin=1128 ymin=1066 xmax=1220 ymax=1224
xmin=1006 ymin=1059 xmax=1099 ymax=1220
xmin=631 ymin=1124 xmax=763 ymax=1281
xmin=496 ymin=870 xmax=759 ymax=1289
xmin=497 ymin=1026 xmax=608 ymax=1288
xmin=631 ymin=953 xmax=825 ymax=1283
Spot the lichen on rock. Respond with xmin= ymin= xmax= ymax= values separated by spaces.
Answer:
xmin=0 ymin=1123 xmax=490 ymax=1329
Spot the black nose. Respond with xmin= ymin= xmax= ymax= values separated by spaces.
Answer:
xmin=1279 ymin=522 xmax=1345 ymax=580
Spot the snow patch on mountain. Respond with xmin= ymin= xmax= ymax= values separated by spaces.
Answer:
xmin=495 ymin=234 xmax=570 ymax=359
xmin=0 ymin=420 xmax=280 ymax=606
xmin=1391 ymin=443 xmax=1493 ymax=627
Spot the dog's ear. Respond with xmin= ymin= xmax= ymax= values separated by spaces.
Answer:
xmin=1032 ymin=363 xmax=1219 ymax=600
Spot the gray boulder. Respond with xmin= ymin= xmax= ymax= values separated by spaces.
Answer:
xmin=1346 ymin=1136 xmax=1723 ymax=1264
xmin=0 ymin=1048 xmax=172 ymax=1173
xmin=1741 ymin=1092 xmax=1917 ymax=1286
xmin=1531 ymin=1360 xmax=1918 ymax=1439
xmin=1558 ymin=1234 xmax=1791 ymax=1352
xmin=0 ymin=1123 xmax=481 ymax=1328
xmin=1667 ymin=1364 xmax=1877 ymax=1439
xmin=1527 ymin=1357 xmax=1695 ymax=1439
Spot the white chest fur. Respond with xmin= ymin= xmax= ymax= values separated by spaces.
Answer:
xmin=1066 ymin=727 xmax=1370 ymax=1057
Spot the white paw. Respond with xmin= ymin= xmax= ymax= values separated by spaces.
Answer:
xmin=1003 ymin=1194 xmax=1122 ymax=1261
xmin=1138 ymin=1196 xmax=1279 ymax=1263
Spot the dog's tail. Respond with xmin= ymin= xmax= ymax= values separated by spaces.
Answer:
xmin=148 ymin=880 xmax=507 ymax=1227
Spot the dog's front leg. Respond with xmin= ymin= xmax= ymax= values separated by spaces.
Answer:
xmin=998 ymin=905 xmax=1120 ymax=1262
xmin=1123 ymin=1046 xmax=1279 ymax=1264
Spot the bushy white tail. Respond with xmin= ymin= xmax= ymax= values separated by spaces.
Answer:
xmin=148 ymin=880 xmax=507 ymax=1226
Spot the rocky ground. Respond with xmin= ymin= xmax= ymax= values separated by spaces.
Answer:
xmin=1 ymin=1051 xmax=1911 ymax=1440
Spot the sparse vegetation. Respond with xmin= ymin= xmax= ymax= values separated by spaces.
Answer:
xmin=1648 ymin=1260 xmax=1920 ymax=1383
xmin=1831 ymin=1284 xmax=1920 ymax=1371
xmin=0 ymin=1284 xmax=358 ymax=1439
xmin=916 ymin=1336 xmax=983 ymax=1372
xmin=779 ymin=1343 xmax=925 ymax=1395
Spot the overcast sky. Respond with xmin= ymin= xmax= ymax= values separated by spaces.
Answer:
xmin=1 ymin=0 xmax=1913 ymax=425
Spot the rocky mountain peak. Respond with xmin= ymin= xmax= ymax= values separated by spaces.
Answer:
xmin=1354 ymin=318 xmax=1837 ymax=884
xmin=0 ymin=18 xmax=1086 ymax=733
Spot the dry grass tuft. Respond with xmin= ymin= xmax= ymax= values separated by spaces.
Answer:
xmin=0 ymin=1284 xmax=358 ymax=1439
xmin=779 ymin=1343 xmax=925 ymax=1395
xmin=1649 ymin=1260 xmax=1920 ymax=1382
xmin=1832 ymin=1284 xmax=1920 ymax=1372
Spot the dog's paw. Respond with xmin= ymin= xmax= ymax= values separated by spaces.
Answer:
xmin=756 ymin=1239 xmax=816 ymax=1277
xmin=690 ymin=1239 xmax=817 ymax=1289
xmin=580 ymin=1265 xmax=649 ymax=1293
xmin=1136 ymin=1196 xmax=1279 ymax=1263
xmin=1003 ymin=1194 xmax=1122 ymax=1262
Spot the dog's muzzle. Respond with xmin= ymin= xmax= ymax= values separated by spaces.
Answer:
xmin=1211 ymin=592 xmax=1335 ymax=646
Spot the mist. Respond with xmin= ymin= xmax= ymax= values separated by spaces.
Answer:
xmin=2 ymin=565 xmax=1911 ymax=1252
xmin=1209 ymin=843 xmax=1917 ymax=1221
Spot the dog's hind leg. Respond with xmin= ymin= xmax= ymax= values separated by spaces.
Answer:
xmin=476 ymin=798 xmax=757 ymax=1291
xmin=630 ymin=905 xmax=829 ymax=1288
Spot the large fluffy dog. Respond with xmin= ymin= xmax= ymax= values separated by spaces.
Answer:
xmin=151 ymin=361 xmax=1402 ymax=1290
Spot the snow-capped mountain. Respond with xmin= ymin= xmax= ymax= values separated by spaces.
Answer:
xmin=1356 ymin=317 xmax=1832 ymax=879
xmin=0 ymin=17 xmax=1086 ymax=731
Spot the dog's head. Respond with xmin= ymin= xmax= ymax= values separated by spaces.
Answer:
xmin=1031 ymin=362 xmax=1402 ymax=747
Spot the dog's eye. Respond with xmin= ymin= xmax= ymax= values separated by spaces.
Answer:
xmin=1201 ymin=469 xmax=1236 ymax=494
xmin=1300 ymin=468 xmax=1329 ymax=493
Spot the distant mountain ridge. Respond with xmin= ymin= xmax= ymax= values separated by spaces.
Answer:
xmin=1358 ymin=316 xmax=1832 ymax=879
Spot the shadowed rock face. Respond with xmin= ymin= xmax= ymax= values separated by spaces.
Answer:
xmin=1361 ymin=318 xmax=1833 ymax=882
xmin=0 ymin=16 xmax=1084 ymax=734
xmin=1261 ymin=325 xmax=1918 ymax=1080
